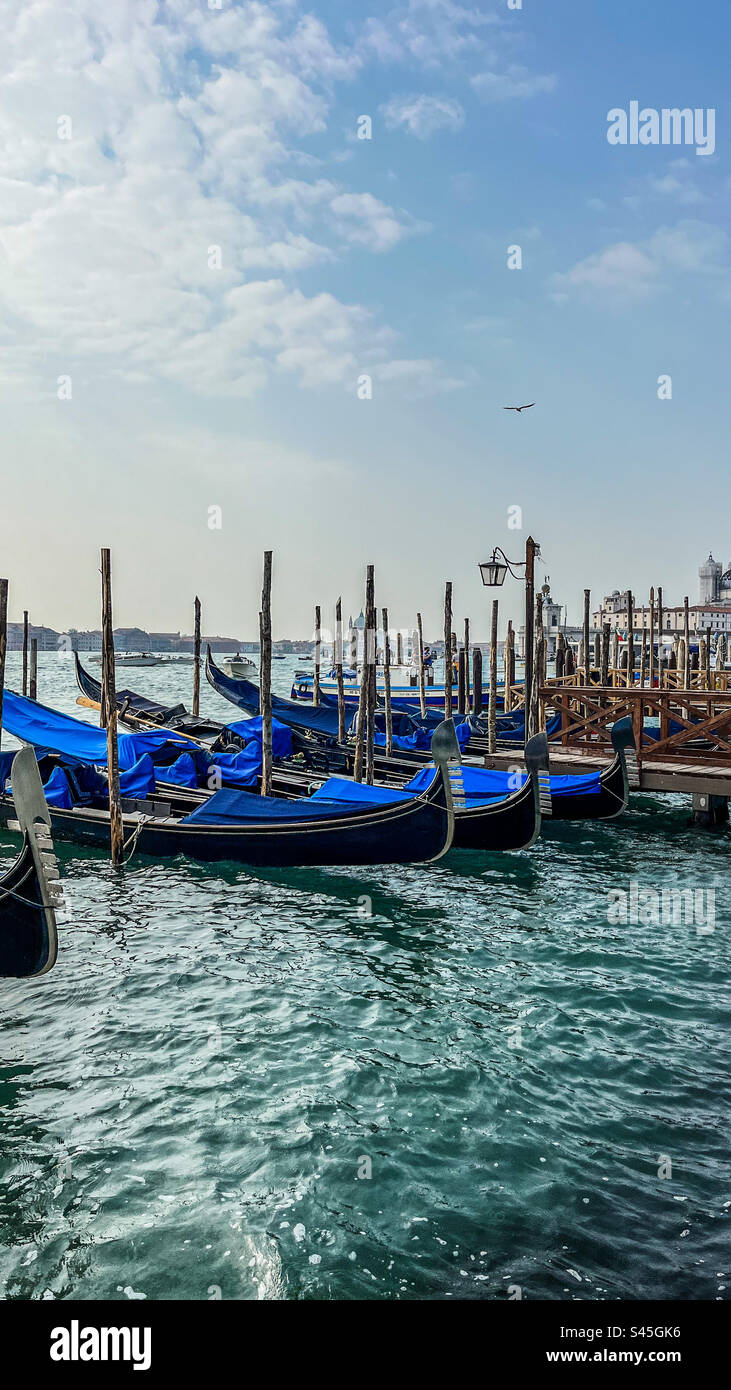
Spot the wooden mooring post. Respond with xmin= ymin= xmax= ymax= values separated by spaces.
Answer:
xmin=396 ymin=630 xmax=403 ymax=668
xmin=100 ymin=549 xmax=124 ymax=866
xmin=683 ymin=597 xmax=690 ymax=690
xmin=353 ymin=567 xmax=372 ymax=782
xmin=649 ymin=587 xmax=655 ymax=690
xmin=192 ymin=595 xmax=201 ymax=716
xmin=472 ymin=648 xmax=483 ymax=716
xmin=313 ymin=604 xmax=321 ymax=706
xmin=583 ymin=590 xmax=590 ymax=684
xmin=335 ymin=597 xmax=346 ymax=742
xmin=530 ymin=589 xmax=542 ymax=738
xmin=601 ymin=624 xmax=610 ymax=690
xmin=464 ymin=618 xmax=471 ymax=711
xmin=524 ymin=536 xmax=536 ymax=737
xmin=29 ymin=639 xmax=38 ymax=701
xmin=0 ymin=578 xmax=7 ymax=751
xmin=505 ymin=620 xmax=515 ymax=712
xmin=365 ymin=571 xmax=376 ymax=784
xmin=382 ymin=605 xmax=393 ymax=758
xmin=626 ymin=589 xmax=634 ymax=688
xmin=260 ymin=551 xmax=273 ymax=796
xmin=488 ymin=600 xmax=498 ymax=753
xmin=416 ymin=612 xmax=427 ymax=718
xmin=657 ymin=586 xmax=664 ymax=685
xmin=443 ymin=582 xmax=453 ymax=720
xmin=22 ymin=610 xmax=29 ymax=697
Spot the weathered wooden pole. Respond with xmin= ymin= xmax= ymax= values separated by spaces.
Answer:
xmin=192 ymin=595 xmax=201 ymax=716
xmin=0 ymin=579 xmax=7 ymax=751
xmin=260 ymin=551 xmax=273 ymax=796
xmin=600 ymin=623 xmax=610 ymax=690
xmin=611 ymin=629 xmax=619 ymax=683
xmin=349 ymin=622 xmax=358 ymax=670
xmin=472 ymin=648 xmax=483 ymax=716
xmin=22 ymin=610 xmax=29 ymax=697
xmin=530 ymin=590 xmax=542 ymax=738
xmin=593 ymin=630 xmax=600 ymax=673
xmin=705 ymin=628 xmax=712 ymax=690
xmin=29 ymin=639 xmax=38 ymax=701
xmin=335 ymin=597 xmax=346 ymax=742
xmin=353 ymin=568 xmax=372 ymax=783
xmin=639 ymin=635 xmax=647 ymax=691
xmin=583 ymin=590 xmax=591 ymax=684
xmin=457 ymin=648 xmax=466 ymax=715
xmin=100 ymin=550 xmax=124 ymax=866
xmin=488 ymin=599 xmax=498 ymax=753
xmin=505 ymin=620 xmax=515 ymax=711
xmin=313 ymin=604 xmax=321 ymax=706
xmin=365 ymin=568 xmax=376 ymax=785
xmin=657 ymin=585 xmax=664 ymax=687
xmin=382 ymin=605 xmax=393 ymax=758
xmin=649 ymin=587 xmax=655 ymax=690
xmin=524 ymin=536 xmax=536 ymax=736
xmin=396 ymin=630 xmax=403 ymax=668
xmin=683 ymin=597 xmax=690 ymax=689
xmin=626 ymin=589 xmax=634 ymax=688
xmin=464 ymin=618 xmax=471 ymax=711
xmin=416 ymin=612 xmax=427 ymax=717
xmin=555 ymin=631 xmax=565 ymax=680
xmin=443 ymin=581 xmax=453 ymax=720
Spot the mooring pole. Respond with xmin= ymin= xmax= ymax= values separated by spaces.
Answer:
xmin=657 ymin=586 xmax=664 ymax=687
xmin=100 ymin=549 xmax=124 ymax=867
xmin=505 ymin=620 xmax=515 ymax=711
xmin=382 ymin=605 xmax=393 ymax=759
xmin=365 ymin=569 xmax=376 ymax=785
xmin=30 ymin=639 xmax=38 ymax=701
xmin=583 ymin=589 xmax=591 ymax=685
xmin=313 ymin=604 xmax=321 ymax=707
xmin=530 ymin=589 xmax=542 ymax=739
xmin=22 ymin=610 xmax=29 ymax=697
xmin=524 ymin=536 xmax=536 ymax=737
xmin=396 ymin=630 xmax=403 ymax=668
xmin=416 ymin=612 xmax=427 ymax=717
xmin=488 ymin=599 xmax=498 ymax=753
xmin=0 ymin=578 xmax=7 ymax=751
xmin=464 ymin=618 xmax=471 ymax=711
xmin=353 ymin=568 xmax=370 ymax=782
xmin=260 ymin=551 xmax=273 ymax=796
xmin=335 ymin=596 xmax=346 ymax=743
xmin=472 ymin=647 xmax=483 ymax=716
xmin=443 ymin=581 xmax=453 ymax=720
xmin=626 ymin=589 xmax=634 ymax=688
xmin=649 ymin=587 xmax=655 ymax=690
xmin=193 ymin=595 xmax=201 ymax=717
xmin=683 ymin=596 xmax=690 ymax=690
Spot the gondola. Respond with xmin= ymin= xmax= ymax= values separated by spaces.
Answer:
xmin=0 ymin=720 xmax=458 ymax=869
xmin=0 ymin=747 xmax=62 ymax=978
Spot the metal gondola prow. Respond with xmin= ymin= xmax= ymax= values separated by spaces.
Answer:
xmin=0 ymin=747 xmax=61 ymax=977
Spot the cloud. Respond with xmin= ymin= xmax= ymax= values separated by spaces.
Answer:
xmin=381 ymin=93 xmax=465 ymax=138
xmin=552 ymin=220 xmax=728 ymax=303
xmin=0 ymin=0 xmax=428 ymax=398
xmin=360 ymin=0 xmax=496 ymax=67
xmin=471 ymin=66 xmax=557 ymax=103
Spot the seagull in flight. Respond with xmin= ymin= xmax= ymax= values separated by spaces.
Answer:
xmin=503 ymin=402 xmax=535 ymax=413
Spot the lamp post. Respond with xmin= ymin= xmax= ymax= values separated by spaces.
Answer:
xmin=479 ymin=536 xmax=538 ymax=739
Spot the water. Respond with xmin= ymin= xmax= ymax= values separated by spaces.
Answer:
xmin=0 ymin=653 xmax=728 ymax=1301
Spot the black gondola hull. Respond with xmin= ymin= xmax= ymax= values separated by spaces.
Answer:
xmin=0 ymin=832 xmax=58 ymax=977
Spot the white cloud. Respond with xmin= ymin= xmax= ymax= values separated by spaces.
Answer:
xmin=361 ymin=0 xmax=496 ymax=67
xmin=553 ymin=220 xmax=728 ymax=303
xmin=381 ymin=93 xmax=465 ymax=138
xmin=471 ymin=66 xmax=557 ymax=103
xmin=330 ymin=192 xmax=424 ymax=252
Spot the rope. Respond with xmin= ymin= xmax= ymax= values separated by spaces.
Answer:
xmin=121 ymin=815 xmax=151 ymax=865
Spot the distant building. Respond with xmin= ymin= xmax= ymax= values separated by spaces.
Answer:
xmin=6 ymin=622 xmax=61 ymax=651
xmin=518 ymin=582 xmax=583 ymax=659
xmin=698 ymin=552 xmax=731 ymax=606
xmin=63 ymin=628 xmax=103 ymax=652
xmin=594 ymin=591 xmax=731 ymax=638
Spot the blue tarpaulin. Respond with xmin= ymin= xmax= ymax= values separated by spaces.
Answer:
xmin=2 ymin=690 xmax=191 ymax=769
xmin=180 ymin=786 xmax=402 ymax=826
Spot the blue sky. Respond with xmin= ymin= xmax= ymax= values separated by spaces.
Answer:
xmin=0 ymin=0 xmax=728 ymax=640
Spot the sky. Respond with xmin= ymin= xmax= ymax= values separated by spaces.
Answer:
xmin=0 ymin=0 xmax=729 ymax=641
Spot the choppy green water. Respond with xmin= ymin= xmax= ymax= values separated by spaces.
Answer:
xmin=0 ymin=654 xmax=729 ymax=1301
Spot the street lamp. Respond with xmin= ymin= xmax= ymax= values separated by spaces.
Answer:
xmin=478 ymin=538 xmax=540 ymax=739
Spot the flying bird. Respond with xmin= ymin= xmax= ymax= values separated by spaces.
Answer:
xmin=503 ymin=402 xmax=535 ymax=413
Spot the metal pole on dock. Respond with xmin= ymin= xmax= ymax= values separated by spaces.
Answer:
xmin=353 ymin=567 xmax=371 ymax=783
xmin=335 ymin=597 xmax=346 ymax=743
xmin=472 ymin=648 xmax=483 ymax=716
xmin=192 ymin=595 xmax=201 ymax=716
xmin=260 ymin=551 xmax=273 ymax=796
xmin=0 ymin=578 xmax=7 ymax=751
xmin=22 ymin=610 xmax=28 ymax=697
xmin=382 ymin=606 xmax=393 ymax=758
xmin=416 ymin=612 xmax=427 ymax=717
xmin=100 ymin=549 xmax=124 ymax=866
xmin=29 ymin=639 xmax=38 ymax=701
xmin=443 ymin=581 xmax=453 ymax=720
xmin=524 ymin=537 xmax=536 ymax=737
xmin=488 ymin=599 xmax=498 ymax=753
xmin=313 ymin=605 xmax=321 ymax=706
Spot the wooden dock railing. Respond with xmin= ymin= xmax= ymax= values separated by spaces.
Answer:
xmin=540 ymin=685 xmax=731 ymax=767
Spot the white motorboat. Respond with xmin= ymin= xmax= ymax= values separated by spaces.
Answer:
xmin=222 ymin=653 xmax=258 ymax=678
